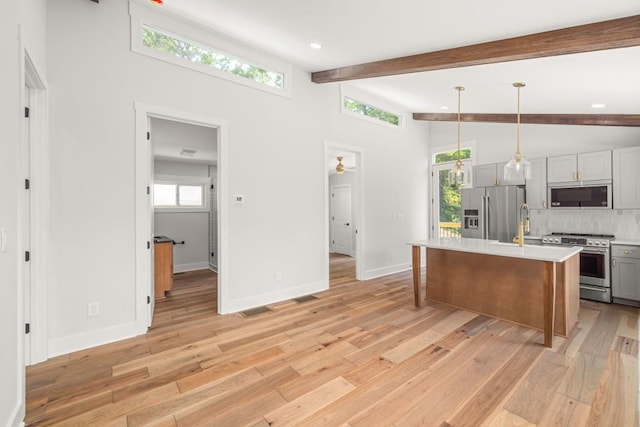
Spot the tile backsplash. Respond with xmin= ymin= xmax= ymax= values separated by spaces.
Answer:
xmin=529 ymin=209 xmax=640 ymax=239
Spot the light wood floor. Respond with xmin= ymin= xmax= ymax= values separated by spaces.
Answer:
xmin=25 ymin=258 xmax=638 ymax=426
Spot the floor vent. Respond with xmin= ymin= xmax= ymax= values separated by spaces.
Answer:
xmin=293 ymin=295 xmax=319 ymax=303
xmin=240 ymin=306 xmax=272 ymax=317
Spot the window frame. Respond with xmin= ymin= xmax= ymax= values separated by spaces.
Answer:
xmin=130 ymin=2 xmax=293 ymax=98
xmin=153 ymin=175 xmax=211 ymax=213
xmin=341 ymin=95 xmax=404 ymax=129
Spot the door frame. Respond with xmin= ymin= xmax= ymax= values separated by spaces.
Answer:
xmin=20 ymin=47 xmax=49 ymax=366
xmin=324 ymin=140 xmax=364 ymax=283
xmin=134 ymin=103 xmax=228 ymax=327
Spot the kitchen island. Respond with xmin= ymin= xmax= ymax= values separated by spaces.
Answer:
xmin=409 ymin=237 xmax=581 ymax=347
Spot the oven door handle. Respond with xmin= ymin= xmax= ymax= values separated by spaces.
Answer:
xmin=580 ymin=284 xmax=609 ymax=293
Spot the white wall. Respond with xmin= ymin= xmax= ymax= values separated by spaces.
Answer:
xmin=46 ymin=0 xmax=429 ymax=354
xmin=154 ymin=159 xmax=212 ymax=273
xmin=1 ymin=0 xmax=47 ymax=424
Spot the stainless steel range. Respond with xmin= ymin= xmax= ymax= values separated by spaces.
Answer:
xmin=541 ymin=232 xmax=615 ymax=303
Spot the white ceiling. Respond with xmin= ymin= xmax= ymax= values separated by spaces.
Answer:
xmin=154 ymin=0 xmax=640 ymax=116
xmin=151 ymin=117 xmax=218 ymax=164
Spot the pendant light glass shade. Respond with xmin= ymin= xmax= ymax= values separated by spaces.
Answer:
xmin=448 ymin=86 xmax=465 ymax=187
xmin=336 ymin=156 xmax=345 ymax=174
xmin=503 ymin=82 xmax=532 ymax=181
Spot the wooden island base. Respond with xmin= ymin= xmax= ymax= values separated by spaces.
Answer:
xmin=412 ymin=247 xmax=580 ymax=347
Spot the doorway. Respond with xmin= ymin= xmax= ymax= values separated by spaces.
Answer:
xmin=324 ymin=141 xmax=364 ymax=286
xmin=135 ymin=103 xmax=228 ymax=328
xmin=22 ymin=50 xmax=49 ymax=366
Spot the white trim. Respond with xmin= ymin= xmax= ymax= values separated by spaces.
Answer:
xmin=340 ymin=85 xmax=406 ymax=130
xmin=129 ymin=1 xmax=292 ymax=98
xmin=48 ymin=321 xmax=145 ymax=358
xmin=324 ymin=141 xmax=365 ymax=286
xmin=223 ymin=280 xmax=326 ymax=314
xmin=362 ymin=263 xmax=412 ymax=280
xmin=174 ymin=262 xmax=211 ymax=274
xmin=24 ymin=51 xmax=49 ymax=366
xmin=134 ymin=102 xmax=228 ymax=323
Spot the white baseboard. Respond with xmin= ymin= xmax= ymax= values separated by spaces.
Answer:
xmin=219 ymin=280 xmax=327 ymax=314
xmin=7 ymin=398 xmax=24 ymax=427
xmin=48 ymin=321 xmax=146 ymax=358
xmin=174 ymin=262 xmax=210 ymax=273
xmin=363 ymin=263 xmax=412 ymax=280
xmin=209 ymin=263 xmax=218 ymax=272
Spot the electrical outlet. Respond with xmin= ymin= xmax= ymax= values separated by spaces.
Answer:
xmin=275 ymin=270 xmax=283 ymax=281
xmin=87 ymin=302 xmax=100 ymax=317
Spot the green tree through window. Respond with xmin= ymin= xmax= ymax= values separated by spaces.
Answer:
xmin=142 ymin=25 xmax=284 ymax=90
xmin=343 ymin=97 xmax=401 ymax=126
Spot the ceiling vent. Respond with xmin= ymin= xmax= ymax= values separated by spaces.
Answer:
xmin=180 ymin=149 xmax=197 ymax=157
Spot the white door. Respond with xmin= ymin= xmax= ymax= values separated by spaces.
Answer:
xmin=22 ymin=84 xmax=32 ymax=364
xmin=331 ymin=185 xmax=352 ymax=256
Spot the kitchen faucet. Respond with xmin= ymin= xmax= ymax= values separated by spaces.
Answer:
xmin=514 ymin=203 xmax=530 ymax=247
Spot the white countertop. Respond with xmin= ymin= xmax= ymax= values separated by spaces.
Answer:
xmin=611 ymin=239 xmax=640 ymax=246
xmin=408 ymin=237 xmax=582 ymax=262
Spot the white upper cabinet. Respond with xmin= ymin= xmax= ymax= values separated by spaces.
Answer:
xmin=613 ymin=146 xmax=640 ymax=209
xmin=547 ymin=150 xmax=612 ymax=184
xmin=473 ymin=163 xmax=525 ymax=187
xmin=579 ymin=151 xmax=613 ymax=181
xmin=525 ymin=158 xmax=547 ymax=209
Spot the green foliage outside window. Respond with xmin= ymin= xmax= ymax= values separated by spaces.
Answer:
xmin=439 ymin=169 xmax=461 ymax=227
xmin=434 ymin=148 xmax=471 ymax=164
xmin=142 ymin=25 xmax=284 ymax=90
xmin=344 ymin=97 xmax=401 ymax=126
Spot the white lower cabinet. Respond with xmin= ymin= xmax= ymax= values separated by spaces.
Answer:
xmin=612 ymin=245 xmax=640 ymax=305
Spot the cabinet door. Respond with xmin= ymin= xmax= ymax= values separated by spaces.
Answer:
xmin=613 ymin=147 xmax=640 ymax=209
xmin=547 ymin=154 xmax=576 ymax=183
xmin=525 ymin=158 xmax=547 ymax=209
xmin=612 ymin=257 xmax=640 ymax=301
xmin=473 ymin=164 xmax=498 ymax=187
xmin=496 ymin=161 xmax=525 ymax=186
xmin=578 ymin=150 xmax=612 ymax=181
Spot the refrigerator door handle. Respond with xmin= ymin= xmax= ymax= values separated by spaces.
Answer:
xmin=483 ymin=195 xmax=489 ymax=239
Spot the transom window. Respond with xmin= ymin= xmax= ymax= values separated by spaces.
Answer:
xmin=434 ymin=148 xmax=472 ymax=164
xmin=343 ymin=96 xmax=402 ymax=127
xmin=136 ymin=22 xmax=288 ymax=94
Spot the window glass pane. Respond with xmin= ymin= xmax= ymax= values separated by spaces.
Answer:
xmin=142 ymin=25 xmax=284 ymax=90
xmin=154 ymin=184 xmax=176 ymax=206
xmin=343 ymin=97 xmax=401 ymax=126
xmin=437 ymin=168 xmax=462 ymax=237
xmin=435 ymin=148 xmax=471 ymax=164
xmin=178 ymin=185 xmax=203 ymax=206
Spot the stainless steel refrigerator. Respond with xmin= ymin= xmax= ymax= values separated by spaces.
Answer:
xmin=460 ymin=186 xmax=525 ymax=243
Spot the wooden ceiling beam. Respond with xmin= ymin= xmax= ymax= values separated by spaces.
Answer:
xmin=412 ymin=113 xmax=640 ymax=127
xmin=312 ymin=15 xmax=640 ymax=83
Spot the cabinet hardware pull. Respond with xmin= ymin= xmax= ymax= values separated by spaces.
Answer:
xmin=542 ymin=200 xmax=547 ymax=209
xmin=624 ymin=250 xmax=629 ymax=254
xmin=613 ymin=259 xmax=616 ymax=267
xmin=577 ymin=172 xmax=582 ymax=180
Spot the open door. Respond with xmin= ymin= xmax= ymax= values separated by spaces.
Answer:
xmin=147 ymin=118 xmax=156 ymax=325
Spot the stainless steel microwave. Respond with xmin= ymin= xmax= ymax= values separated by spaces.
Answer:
xmin=548 ymin=183 xmax=612 ymax=209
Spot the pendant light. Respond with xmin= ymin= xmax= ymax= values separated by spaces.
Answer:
xmin=336 ymin=156 xmax=345 ymax=174
xmin=503 ymin=82 xmax=532 ymax=180
xmin=448 ymin=86 xmax=465 ymax=187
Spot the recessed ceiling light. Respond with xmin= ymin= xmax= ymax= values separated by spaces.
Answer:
xmin=591 ymin=103 xmax=606 ymax=109
xmin=441 ymin=106 xmax=449 ymax=110
xmin=309 ymin=42 xmax=322 ymax=50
